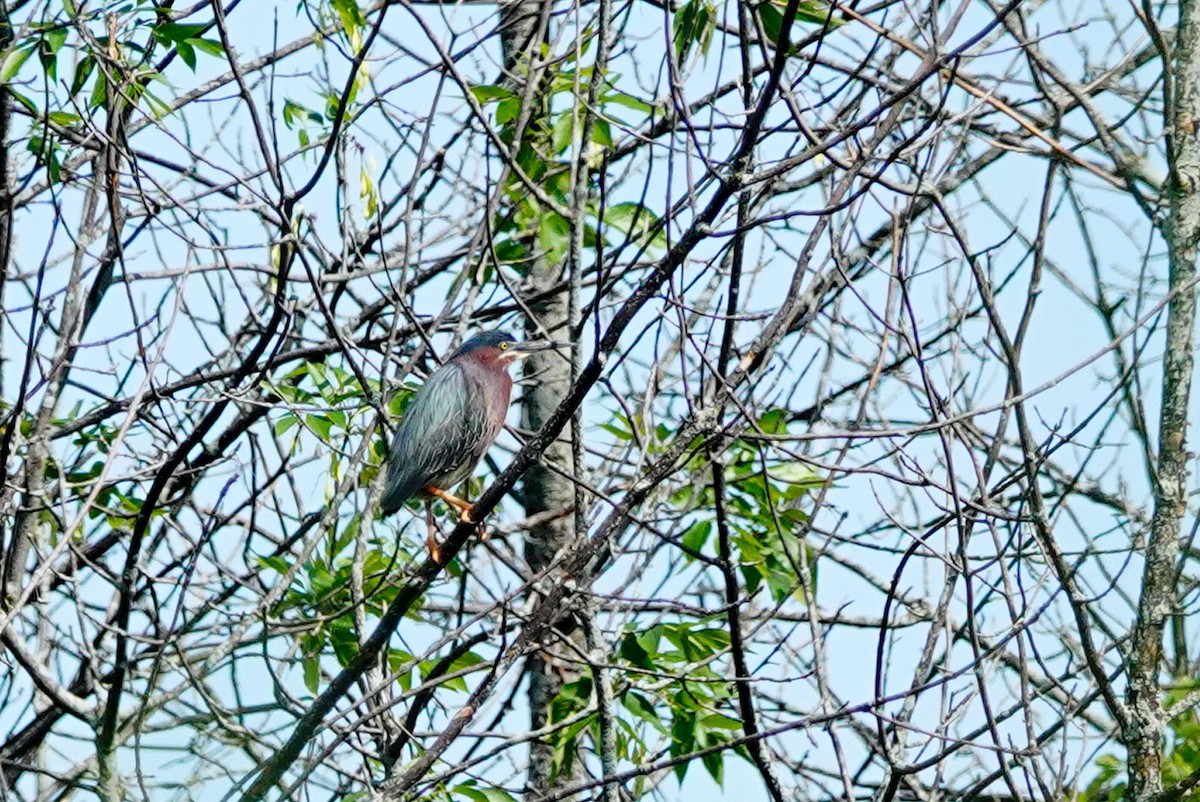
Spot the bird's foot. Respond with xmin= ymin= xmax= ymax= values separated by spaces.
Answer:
xmin=427 ymin=485 xmax=471 ymax=513
xmin=425 ymin=503 xmax=444 ymax=565
xmin=427 ymin=532 xmax=444 ymax=565
xmin=427 ymin=486 xmax=489 ymax=544
xmin=457 ymin=506 xmax=490 ymax=541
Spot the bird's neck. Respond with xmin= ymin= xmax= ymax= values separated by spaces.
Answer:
xmin=462 ymin=357 xmax=513 ymax=417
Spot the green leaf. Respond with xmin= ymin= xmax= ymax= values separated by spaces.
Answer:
xmin=138 ymin=86 xmax=173 ymax=120
xmin=255 ymin=555 xmax=292 ymax=574
xmin=302 ymin=655 xmax=320 ymax=693
xmin=331 ymin=0 xmax=367 ymax=39
xmin=27 ymin=134 xmax=62 ymax=183
xmin=670 ymin=707 xmax=696 ymax=781
xmin=768 ymin=462 xmax=821 ymax=487
xmin=420 ymin=650 xmax=486 ymax=693
xmin=551 ymin=678 xmax=593 ymax=723
xmin=468 ymin=84 xmax=515 ymax=103
xmin=0 ymin=46 xmax=34 ymax=84
xmin=454 ymin=784 xmax=518 ymax=802
xmin=602 ymin=89 xmax=654 ymax=114
xmin=307 ymin=562 xmax=336 ymax=599
xmin=592 ymin=118 xmax=613 ymax=148
xmin=306 ymin=413 xmax=334 ymax=442
xmin=622 ymin=691 xmax=667 ymax=734
xmin=603 ymin=202 xmax=667 ymax=249
xmin=175 ymin=40 xmax=196 ymax=70
xmin=663 ymin=624 xmax=729 ymax=661
xmin=549 ymin=710 xmax=596 ymax=780
xmin=551 ymin=111 xmax=576 ymax=154
xmin=89 ymin=68 xmax=107 ymax=108
xmin=155 ymin=23 xmax=208 ymax=42
xmin=757 ymin=0 xmax=843 ymax=46
xmin=672 ymin=0 xmax=715 ymax=64
xmin=70 ymin=55 xmax=94 ymax=96
xmin=514 ymin=140 xmax=548 ymax=181
xmin=39 ymin=41 xmax=59 ymax=82
xmin=493 ymin=238 xmax=528 ymax=267
xmin=456 ymin=787 xmax=489 ymax=802
xmin=328 ymin=619 xmax=359 ymax=665
xmin=537 ymin=212 xmax=571 ymax=264
xmin=599 ymin=422 xmax=633 ymax=441
xmin=757 ymin=408 xmax=788 ymax=433
xmin=186 ymin=38 xmax=225 ymax=57
xmin=48 ymin=111 xmax=80 ymax=126
xmin=757 ymin=3 xmax=786 ymax=46
xmin=283 ymin=98 xmax=324 ymax=128
xmin=44 ymin=28 xmax=68 ymax=55
xmin=383 ymin=649 xmax=415 ymax=690
xmin=496 ymin=96 xmax=521 ymax=125
xmin=8 ymin=89 xmax=37 ymax=115
xmin=702 ymin=749 xmax=725 ymax=785
xmin=635 ymin=625 xmax=663 ymax=659
xmin=681 ymin=519 xmax=711 ymax=555
xmin=41 ymin=28 xmax=67 ymax=80
xmin=792 ymin=0 xmax=843 ymax=25
xmin=701 ymin=713 xmax=743 ymax=730
xmin=620 ymin=631 xmax=653 ymax=668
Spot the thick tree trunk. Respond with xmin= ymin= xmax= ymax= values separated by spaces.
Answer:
xmin=0 ymin=3 xmax=10 ymax=382
xmin=498 ymin=0 xmax=546 ymax=88
xmin=1126 ymin=3 xmax=1200 ymax=798
xmin=0 ymin=1 xmax=13 ymax=602
xmin=497 ymin=1 xmax=583 ymax=797
xmin=521 ymin=285 xmax=577 ymax=796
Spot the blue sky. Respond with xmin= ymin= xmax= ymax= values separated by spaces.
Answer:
xmin=0 ymin=0 xmax=1185 ymax=798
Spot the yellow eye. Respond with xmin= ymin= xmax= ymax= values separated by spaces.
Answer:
xmin=499 ymin=341 xmax=510 ymax=350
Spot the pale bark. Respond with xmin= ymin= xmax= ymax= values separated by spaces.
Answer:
xmin=1126 ymin=1 xmax=1200 ymax=797
xmin=498 ymin=0 xmax=585 ymax=796
xmin=0 ymin=0 xmax=13 ymax=602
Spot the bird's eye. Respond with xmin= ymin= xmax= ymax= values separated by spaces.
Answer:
xmin=499 ymin=341 xmax=510 ymax=350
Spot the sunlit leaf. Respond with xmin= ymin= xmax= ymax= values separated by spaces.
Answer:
xmin=0 ymin=45 xmax=34 ymax=84
xmin=603 ymin=202 xmax=667 ymax=249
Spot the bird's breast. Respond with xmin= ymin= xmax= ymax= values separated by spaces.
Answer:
xmin=464 ymin=363 xmax=513 ymax=438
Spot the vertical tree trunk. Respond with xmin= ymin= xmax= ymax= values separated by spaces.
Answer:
xmin=0 ymin=1 xmax=14 ymax=603
xmin=0 ymin=2 xmax=10 ymax=387
xmin=497 ymin=1 xmax=582 ymax=796
xmin=521 ymin=287 xmax=577 ymax=796
xmin=1126 ymin=3 xmax=1200 ymax=798
xmin=498 ymin=0 xmax=546 ymax=88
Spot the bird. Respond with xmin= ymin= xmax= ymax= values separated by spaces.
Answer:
xmin=380 ymin=330 xmax=559 ymax=562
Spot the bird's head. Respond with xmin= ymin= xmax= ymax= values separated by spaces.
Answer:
xmin=450 ymin=330 xmax=565 ymax=369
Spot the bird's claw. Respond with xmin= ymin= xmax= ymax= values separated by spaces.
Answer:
xmin=427 ymin=532 xmax=444 ymax=565
xmin=458 ymin=506 xmax=490 ymax=541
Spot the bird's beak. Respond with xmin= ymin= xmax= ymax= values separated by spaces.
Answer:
xmin=503 ymin=340 xmax=570 ymax=360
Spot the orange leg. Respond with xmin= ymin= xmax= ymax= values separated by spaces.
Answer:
xmin=426 ymin=486 xmax=489 ymax=541
xmin=426 ymin=486 xmax=475 ymax=523
xmin=424 ymin=501 xmax=443 ymax=565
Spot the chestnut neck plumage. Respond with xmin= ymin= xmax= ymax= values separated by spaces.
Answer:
xmin=456 ymin=347 xmax=515 ymax=425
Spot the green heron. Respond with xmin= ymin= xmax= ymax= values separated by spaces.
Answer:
xmin=380 ymin=330 xmax=558 ymax=562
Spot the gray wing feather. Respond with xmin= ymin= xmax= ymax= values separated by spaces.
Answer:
xmin=380 ymin=363 xmax=489 ymax=513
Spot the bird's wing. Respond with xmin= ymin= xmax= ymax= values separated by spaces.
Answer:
xmin=381 ymin=363 xmax=487 ymax=512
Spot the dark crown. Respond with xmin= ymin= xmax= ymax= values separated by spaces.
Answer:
xmin=450 ymin=330 xmax=517 ymax=359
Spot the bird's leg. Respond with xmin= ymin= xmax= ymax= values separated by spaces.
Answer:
xmin=426 ymin=486 xmax=488 ymax=541
xmin=426 ymin=486 xmax=475 ymax=522
xmin=424 ymin=500 xmax=443 ymax=565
